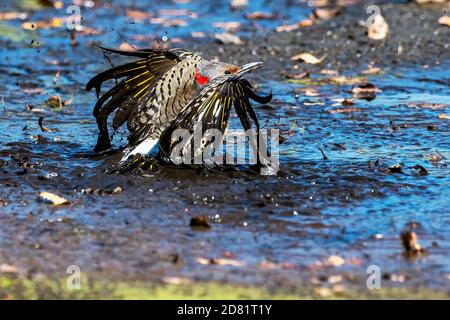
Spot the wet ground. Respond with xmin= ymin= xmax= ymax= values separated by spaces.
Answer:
xmin=0 ymin=0 xmax=449 ymax=298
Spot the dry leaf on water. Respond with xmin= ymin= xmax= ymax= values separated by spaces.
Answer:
xmin=326 ymin=255 xmax=346 ymax=266
xmin=438 ymin=16 xmax=450 ymax=27
xmin=246 ymin=11 xmax=278 ymax=20
xmin=213 ymin=21 xmax=241 ymax=31
xmin=126 ymin=9 xmax=152 ymax=22
xmin=312 ymin=7 xmax=341 ymax=20
xmin=22 ymin=18 xmax=63 ymax=30
xmin=367 ymin=14 xmax=389 ymax=40
xmin=39 ymin=191 xmax=70 ymax=205
xmin=400 ymin=230 xmax=424 ymax=254
xmin=189 ymin=215 xmax=211 ymax=229
xmin=438 ymin=114 xmax=450 ymax=120
xmin=276 ymin=19 xmax=314 ymax=32
xmin=230 ymin=0 xmax=248 ymax=10
xmin=196 ymin=257 xmax=245 ymax=267
xmin=0 ymin=12 xmax=28 ymax=21
xmin=0 ymin=263 xmax=20 ymax=274
xmin=215 ymin=33 xmax=243 ymax=45
xmin=328 ymin=107 xmax=360 ymax=114
xmin=291 ymin=52 xmax=325 ymax=64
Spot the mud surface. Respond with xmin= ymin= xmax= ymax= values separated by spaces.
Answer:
xmin=0 ymin=0 xmax=449 ymax=296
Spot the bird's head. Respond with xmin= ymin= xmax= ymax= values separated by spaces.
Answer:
xmin=195 ymin=60 xmax=240 ymax=86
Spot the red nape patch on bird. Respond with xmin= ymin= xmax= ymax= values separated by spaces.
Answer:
xmin=195 ymin=68 xmax=209 ymax=86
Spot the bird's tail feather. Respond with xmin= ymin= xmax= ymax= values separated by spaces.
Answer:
xmin=85 ymin=46 xmax=177 ymax=152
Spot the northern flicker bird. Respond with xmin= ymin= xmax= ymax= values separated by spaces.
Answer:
xmin=86 ymin=46 xmax=271 ymax=165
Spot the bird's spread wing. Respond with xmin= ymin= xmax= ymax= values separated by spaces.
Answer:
xmin=85 ymin=46 xmax=188 ymax=152
xmin=159 ymin=70 xmax=272 ymax=166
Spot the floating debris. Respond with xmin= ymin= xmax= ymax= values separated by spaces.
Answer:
xmin=400 ymin=230 xmax=426 ymax=257
xmin=388 ymin=163 xmax=403 ymax=174
xmin=367 ymin=14 xmax=389 ymax=40
xmin=438 ymin=16 xmax=450 ymax=27
xmin=214 ymin=32 xmax=243 ymax=45
xmin=196 ymin=257 xmax=245 ymax=267
xmin=39 ymin=191 xmax=70 ymax=205
xmin=291 ymin=52 xmax=325 ymax=64
xmin=82 ymin=186 xmax=122 ymax=195
xmin=412 ymin=165 xmax=429 ymax=176
xmin=189 ymin=215 xmax=211 ymax=229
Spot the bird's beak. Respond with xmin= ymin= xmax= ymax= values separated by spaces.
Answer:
xmin=237 ymin=62 xmax=264 ymax=75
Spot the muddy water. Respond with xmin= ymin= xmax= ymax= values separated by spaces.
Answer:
xmin=0 ymin=0 xmax=449 ymax=293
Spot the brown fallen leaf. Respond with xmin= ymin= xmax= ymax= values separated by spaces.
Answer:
xmin=245 ymin=11 xmax=278 ymax=20
xmin=367 ymin=14 xmax=389 ymax=40
xmin=45 ymin=95 xmax=71 ymax=109
xmin=39 ymin=191 xmax=70 ymax=205
xmin=312 ymin=7 xmax=341 ymax=20
xmin=189 ymin=215 xmax=211 ymax=229
xmin=230 ymin=0 xmax=248 ymax=10
xmin=283 ymin=71 xmax=310 ymax=80
xmin=162 ymin=19 xmax=188 ymax=27
xmin=0 ymin=12 xmax=28 ymax=21
xmin=438 ymin=114 xmax=450 ymax=120
xmin=326 ymin=255 xmax=346 ymax=267
xmin=126 ymin=9 xmax=152 ymax=22
xmin=213 ymin=21 xmax=241 ymax=31
xmin=400 ymin=230 xmax=425 ymax=254
xmin=438 ymin=16 xmax=450 ymax=27
xmin=328 ymin=107 xmax=360 ymax=114
xmin=0 ymin=263 xmax=20 ymax=274
xmin=331 ymin=76 xmax=366 ymax=85
xmin=275 ymin=19 xmax=314 ymax=32
xmin=191 ymin=31 xmax=206 ymax=38
xmin=22 ymin=18 xmax=63 ymax=30
xmin=291 ymin=52 xmax=325 ymax=64
xmin=196 ymin=257 xmax=245 ymax=267
xmin=276 ymin=24 xmax=300 ymax=32
xmin=159 ymin=9 xmax=194 ymax=17
xmin=118 ymin=42 xmax=135 ymax=52
xmin=361 ymin=66 xmax=382 ymax=75
xmin=215 ymin=32 xmax=243 ymax=45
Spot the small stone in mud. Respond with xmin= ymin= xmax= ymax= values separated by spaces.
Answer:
xmin=400 ymin=230 xmax=425 ymax=255
xmin=189 ymin=215 xmax=211 ymax=229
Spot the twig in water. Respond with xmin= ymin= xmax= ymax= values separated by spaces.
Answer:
xmin=319 ymin=147 xmax=328 ymax=160
xmin=38 ymin=116 xmax=50 ymax=132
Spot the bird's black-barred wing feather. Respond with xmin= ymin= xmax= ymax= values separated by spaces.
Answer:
xmin=159 ymin=74 xmax=272 ymax=165
xmin=85 ymin=46 xmax=189 ymax=152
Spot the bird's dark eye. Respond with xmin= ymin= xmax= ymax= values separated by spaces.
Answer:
xmin=224 ymin=70 xmax=231 ymax=75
